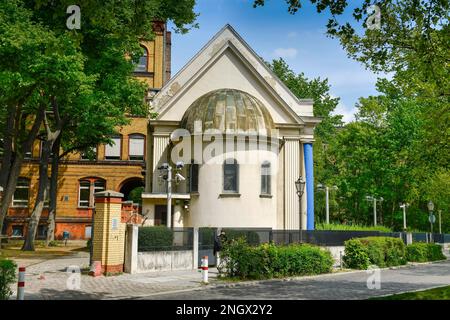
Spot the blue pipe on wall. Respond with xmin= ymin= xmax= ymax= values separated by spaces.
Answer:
xmin=304 ymin=143 xmax=314 ymax=230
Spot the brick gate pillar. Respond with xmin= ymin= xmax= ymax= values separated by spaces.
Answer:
xmin=92 ymin=190 xmax=125 ymax=274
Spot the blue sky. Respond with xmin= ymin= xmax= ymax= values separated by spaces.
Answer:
xmin=168 ymin=0 xmax=384 ymax=123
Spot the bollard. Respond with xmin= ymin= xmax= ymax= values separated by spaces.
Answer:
xmin=339 ymin=251 xmax=343 ymax=269
xmin=17 ymin=266 xmax=25 ymax=300
xmin=201 ymin=255 xmax=208 ymax=284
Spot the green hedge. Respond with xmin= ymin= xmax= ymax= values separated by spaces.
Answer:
xmin=138 ymin=226 xmax=173 ymax=251
xmin=406 ymin=243 xmax=446 ymax=262
xmin=219 ymin=238 xmax=333 ymax=279
xmin=343 ymin=237 xmax=407 ymax=269
xmin=0 ymin=259 xmax=17 ymax=300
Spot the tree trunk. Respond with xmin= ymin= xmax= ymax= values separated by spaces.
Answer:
xmin=0 ymin=106 xmax=45 ymax=233
xmin=22 ymin=139 xmax=52 ymax=251
xmin=45 ymin=135 xmax=61 ymax=246
xmin=0 ymin=105 xmax=15 ymax=188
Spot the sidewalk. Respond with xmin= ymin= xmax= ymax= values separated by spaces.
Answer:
xmin=11 ymin=252 xmax=219 ymax=300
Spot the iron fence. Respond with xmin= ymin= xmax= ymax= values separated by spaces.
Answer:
xmin=218 ymin=228 xmax=450 ymax=246
xmin=138 ymin=227 xmax=193 ymax=252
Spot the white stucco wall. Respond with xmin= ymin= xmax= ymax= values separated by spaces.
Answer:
xmin=183 ymin=148 xmax=278 ymax=228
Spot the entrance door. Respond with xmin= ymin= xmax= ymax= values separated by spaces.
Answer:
xmin=154 ymin=205 xmax=173 ymax=226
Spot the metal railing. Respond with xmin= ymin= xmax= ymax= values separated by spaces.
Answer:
xmin=216 ymin=228 xmax=450 ymax=246
xmin=137 ymin=227 xmax=193 ymax=252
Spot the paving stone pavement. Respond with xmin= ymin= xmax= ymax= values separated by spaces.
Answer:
xmin=11 ymin=252 xmax=219 ymax=300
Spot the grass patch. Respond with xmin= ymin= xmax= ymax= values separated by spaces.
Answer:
xmin=316 ymin=223 xmax=392 ymax=232
xmin=0 ymin=240 xmax=87 ymax=259
xmin=371 ymin=286 xmax=450 ymax=300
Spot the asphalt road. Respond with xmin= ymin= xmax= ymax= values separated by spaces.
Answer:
xmin=142 ymin=259 xmax=450 ymax=300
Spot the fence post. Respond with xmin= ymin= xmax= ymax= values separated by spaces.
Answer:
xmin=17 ymin=266 xmax=25 ymax=300
xmin=193 ymin=227 xmax=199 ymax=270
xmin=201 ymin=255 xmax=208 ymax=284
xmin=92 ymin=190 xmax=125 ymax=275
xmin=124 ymin=224 xmax=138 ymax=274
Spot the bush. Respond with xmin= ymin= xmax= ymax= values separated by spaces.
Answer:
xmin=316 ymin=223 xmax=392 ymax=232
xmin=343 ymin=239 xmax=370 ymax=269
xmin=406 ymin=243 xmax=446 ymax=262
xmin=343 ymin=237 xmax=406 ymax=269
xmin=219 ymin=239 xmax=333 ymax=280
xmin=0 ymin=259 xmax=17 ymax=300
xmin=138 ymin=226 xmax=173 ymax=251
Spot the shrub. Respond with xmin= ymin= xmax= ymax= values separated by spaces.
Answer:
xmin=343 ymin=239 xmax=370 ymax=269
xmin=316 ymin=223 xmax=392 ymax=232
xmin=343 ymin=237 xmax=406 ymax=269
xmin=138 ymin=226 xmax=173 ymax=251
xmin=219 ymin=239 xmax=333 ymax=280
xmin=406 ymin=243 xmax=446 ymax=262
xmin=48 ymin=240 xmax=59 ymax=247
xmin=0 ymin=259 xmax=17 ymax=300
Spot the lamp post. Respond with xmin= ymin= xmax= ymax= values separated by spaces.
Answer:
xmin=427 ymin=200 xmax=435 ymax=242
xmin=158 ymin=162 xmax=185 ymax=228
xmin=317 ymin=184 xmax=338 ymax=224
xmin=438 ymin=210 xmax=442 ymax=234
xmin=399 ymin=203 xmax=409 ymax=231
xmin=366 ymin=196 xmax=383 ymax=226
xmin=295 ymin=176 xmax=306 ymax=243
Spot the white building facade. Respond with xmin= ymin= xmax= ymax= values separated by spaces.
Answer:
xmin=142 ymin=25 xmax=320 ymax=230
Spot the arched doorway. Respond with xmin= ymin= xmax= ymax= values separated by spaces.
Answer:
xmin=119 ymin=177 xmax=144 ymax=203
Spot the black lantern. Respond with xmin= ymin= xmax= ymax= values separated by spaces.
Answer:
xmin=427 ymin=200 xmax=434 ymax=213
xmin=295 ymin=176 xmax=306 ymax=197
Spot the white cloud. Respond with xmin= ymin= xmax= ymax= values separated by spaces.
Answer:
xmin=332 ymin=100 xmax=356 ymax=124
xmin=272 ymin=48 xmax=298 ymax=59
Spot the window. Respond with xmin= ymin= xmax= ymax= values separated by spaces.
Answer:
xmin=81 ymin=146 xmax=97 ymax=160
xmin=78 ymin=178 xmax=105 ymax=208
xmin=189 ymin=161 xmax=199 ymax=192
xmin=223 ymin=159 xmax=238 ymax=192
xmin=12 ymin=177 xmax=29 ymax=207
xmin=37 ymin=225 xmax=47 ymax=239
xmin=94 ymin=179 xmax=105 ymax=195
xmin=105 ymin=136 xmax=121 ymax=160
xmin=261 ymin=161 xmax=271 ymax=195
xmin=134 ymin=46 xmax=148 ymax=73
xmin=12 ymin=225 xmax=23 ymax=237
xmin=129 ymin=134 xmax=145 ymax=161
xmin=78 ymin=180 xmax=90 ymax=207
xmin=44 ymin=183 xmax=50 ymax=207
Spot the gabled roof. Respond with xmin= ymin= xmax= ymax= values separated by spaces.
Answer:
xmin=151 ymin=24 xmax=314 ymax=124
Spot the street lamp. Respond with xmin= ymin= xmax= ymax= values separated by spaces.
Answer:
xmin=438 ymin=210 xmax=442 ymax=234
xmin=427 ymin=200 xmax=435 ymax=242
xmin=399 ymin=203 xmax=409 ymax=231
xmin=317 ymin=184 xmax=338 ymax=224
xmin=158 ymin=161 xmax=185 ymax=228
xmin=366 ymin=195 xmax=383 ymax=226
xmin=295 ymin=176 xmax=306 ymax=242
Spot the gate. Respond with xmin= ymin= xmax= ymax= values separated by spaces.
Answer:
xmin=198 ymin=227 xmax=217 ymax=266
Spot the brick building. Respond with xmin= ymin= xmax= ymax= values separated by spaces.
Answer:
xmin=3 ymin=22 xmax=171 ymax=240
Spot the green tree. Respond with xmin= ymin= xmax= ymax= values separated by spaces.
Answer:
xmin=268 ymin=58 xmax=343 ymax=222
xmin=0 ymin=0 xmax=198 ymax=249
